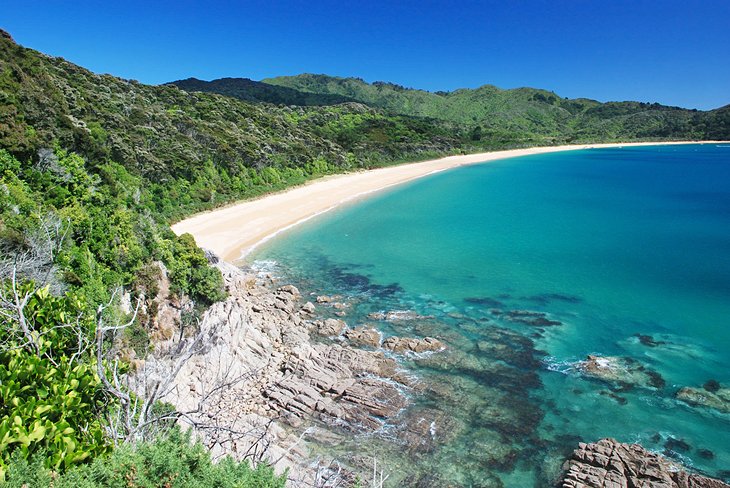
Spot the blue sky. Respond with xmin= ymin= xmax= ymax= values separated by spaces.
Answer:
xmin=3 ymin=0 xmax=729 ymax=109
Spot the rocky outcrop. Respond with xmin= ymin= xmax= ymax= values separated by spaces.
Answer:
xmin=133 ymin=258 xmax=437 ymax=483
xmin=577 ymin=355 xmax=666 ymax=389
xmin=676 ymin=385 xmax=730 ymax=414
xmin=559 ymin=438 xmax=729 ymax=488
xmin=265 ymin=343 xmax=410 ymax=432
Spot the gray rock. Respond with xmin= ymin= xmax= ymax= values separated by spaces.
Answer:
xmin=301 ymin=301 xmax=316 ymax=314
xmin=314 ymin=318 xmax=347 ymax=336
xmin=344 ymin=327 xmax=381 ymax=347
xmin=278 ymin=284 xmax=300 ymax=296
xmin=559 ymin=438 xmax=729 ymax=488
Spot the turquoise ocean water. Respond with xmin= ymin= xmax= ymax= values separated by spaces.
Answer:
xmin=249 ymin=145 xmax=730 ymax=486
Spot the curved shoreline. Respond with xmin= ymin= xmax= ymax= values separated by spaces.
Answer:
xmin=172 ymin=141 xmax=725 ymax=262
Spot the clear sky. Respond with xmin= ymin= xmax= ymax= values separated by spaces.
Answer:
xmin=2 ymin=0 xmax=729 ymax=110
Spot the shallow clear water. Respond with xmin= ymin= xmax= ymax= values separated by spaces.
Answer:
xmin=249 ymin=145 xmax=730 ymax=486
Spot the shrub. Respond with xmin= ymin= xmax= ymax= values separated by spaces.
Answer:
xmin=0 ymin=285 xmax=110 ymax=479
xmin=1 ymin=428 xmax=286 ymax=488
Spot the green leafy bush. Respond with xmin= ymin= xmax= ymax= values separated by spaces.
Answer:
xmin=0 ymin=285 xmax=109 ymax=479
xmin=1 ymin=428 xmax=286 ymax=488
xmin=162 ymin=233 xmax=226 ymax=305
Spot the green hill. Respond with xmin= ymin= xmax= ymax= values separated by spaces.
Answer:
xmin=0 ymin=31 xmax=472 ymax=220
xmin=168 ymin=77 xmax=358 ymax=106
xmin=260 ymin=73 xmax=723 ymax=141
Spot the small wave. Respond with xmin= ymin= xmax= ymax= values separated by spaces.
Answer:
xmin=359 ymin=373 xmax=414 ymax=400
xmin=250 ymin=259 xmax=279 ymax=277
xmin=542 ymin=356 xmax=580 ymax=374
xmin=399 ymin=347 xmax=447 ymax=360
xmin=387 ymin=309 xmax=416 ymax=320
xmin=656 ymin=448 xmax=695 ymax=470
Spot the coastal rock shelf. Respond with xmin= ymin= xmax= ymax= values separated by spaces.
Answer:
xmin=132 ymin=258 xmax=447 ymax=482
xmin=130 ymin=255 xmax=730 ymax=486
xmin=559 ymin=438 xmax=729 ymax=488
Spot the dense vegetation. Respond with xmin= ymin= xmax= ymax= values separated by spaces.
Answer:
xmin=1 ymin=29 xmax=278 ymax=484
xmin=256 ymin=74 xmax=728 ymax=142
xmin=0 ymin=29 xmax=477 ymax=224
xmin=2 ymin=428 xmax=285 ymax=488
xmin=171 ymin=76 xmax=358 ymax=106
xmin=0 ymin=25 xmax=728 ymax=486
xmin=0 ymin=142 xmax=229 ymax=478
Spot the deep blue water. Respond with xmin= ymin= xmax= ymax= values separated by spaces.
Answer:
xmin=249 ymin=145 xmax=730 ymax=486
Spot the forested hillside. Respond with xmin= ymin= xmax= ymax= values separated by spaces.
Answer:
xmin=259 ymin=74 xmax=728 ymax=141
xmin=171 ymin=76 xmax=358 ymax=106
xmin=1 ymin=29 xmax=289 ymax=485
xmin=0 ymin=26 xmax=728 ymax=486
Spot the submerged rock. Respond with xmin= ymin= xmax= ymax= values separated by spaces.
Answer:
xmin=464 ymin=296 xmax=506 ymax=308
xmin=367 ymin=310 xmax=432 ymax=321
xmin=704 ymin=379 xmax=722 ymax=393
xmin=491 ymin=309 xmax=562 ymax=327
xmin=559 ymin=438 xmax=729 ymax=487
xmin=382 ymin=336 xmax=444 ymax=353
xmin=598 ymin=390 xmax=628 ymax=405
xmin=634 ymin=333 xmax=668 ymax=347
xmin=476 ymin=326 xmax=545 ymax=370
xmin=698 ymin=449 xmax=716 ymax=460
xmin=676 ymin=386 xmax=730 ymax=414
xmin=395 ymin=405 xmax=464 ymax=454
xmin=525 ymin=293 xmax=582 ymax=305
xmin=664 ymin=437 xmax=691 ymax=453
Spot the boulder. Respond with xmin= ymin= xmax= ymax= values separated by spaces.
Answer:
xmin=301 ymin=301 xmax=316 ymax=314
xmin=313 ymin=318 xmax=347 ymax=336
xmin=278 ymin=284 xmax=300 ymax=296
xmin=344 ymin=327 xmax=381 ymax=347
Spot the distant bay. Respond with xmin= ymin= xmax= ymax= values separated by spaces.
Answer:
xmin=250 ymin=144 xmax=730 ymax=486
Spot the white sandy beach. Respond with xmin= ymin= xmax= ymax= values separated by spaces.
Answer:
xmin=172 ymin=141 xmax=725 ymax=262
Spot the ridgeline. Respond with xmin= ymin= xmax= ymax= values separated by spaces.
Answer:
xmin=173 ymin=73 xmax=730 ymax=144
